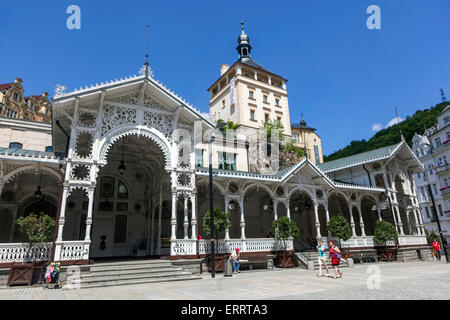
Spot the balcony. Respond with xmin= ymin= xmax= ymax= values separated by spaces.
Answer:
xmin=436 ymin=163 xmax=450 ymax=175
xmin=441 ymin=186 xmax=450 ymax=199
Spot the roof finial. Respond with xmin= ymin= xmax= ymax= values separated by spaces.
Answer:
xmin=395 ymin=106 xmax=405 ymax=142
xmin=241 ymin=18 xmax=244 ymax=33
xmin=145 ymin=25 xmax=150 ymax=78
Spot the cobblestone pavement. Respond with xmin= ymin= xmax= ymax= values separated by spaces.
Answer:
xmin=0 ymin=261 xmax=448 ymax=300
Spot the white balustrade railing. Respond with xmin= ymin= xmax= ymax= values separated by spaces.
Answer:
xmin=0 ymin=243 xmax=52 ymax=263
xmin=170 ymin=239 xmax=196 ymax=256
xmin=196 ymin=238 xmax=293 ymax=255
xmin=56 ymin=241 xmax=90 ymax=261
xmin=397 ymin=235 xmax=428 ymax=246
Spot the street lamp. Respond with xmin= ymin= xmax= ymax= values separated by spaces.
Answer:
xmin=427 ymin=184 xmax=449 ymax=263
xmin=208 ymin=122 xmax=226 ymax=278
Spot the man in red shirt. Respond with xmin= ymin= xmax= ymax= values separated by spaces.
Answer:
xmin=432 ymin=240 xmax=441 ymax=261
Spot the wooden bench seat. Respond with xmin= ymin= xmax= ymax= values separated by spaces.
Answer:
xmin=239 ymin=254 xmax=268 ymax=271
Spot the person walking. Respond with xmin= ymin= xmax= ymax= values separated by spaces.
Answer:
xmin=317 ymin=240 xmax=329 ymax=277
xmin=231 ymin=248 xmax=241 ymax=274
xmin=432 ymin=239 xmax=441 ymax=261
xmin=329 ymin=240 xmax=343 ymax=280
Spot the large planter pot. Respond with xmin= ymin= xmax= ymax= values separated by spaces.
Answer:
xmin=8 ymin=262 xmax=35 ymax=287
xmin=275 ymin=252 xmax=295 ymax=268
xmin=207 ymin=255 xmax=225 ymax=272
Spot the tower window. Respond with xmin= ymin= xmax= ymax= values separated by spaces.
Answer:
xmin=265 ymin=114 xmax=269 ymax=122
xmin=242 ymin=48 xmax=248 ymax=56
xmin=250 ymin=110 xmax=255 ymax=121
xmin=249 ymin=91 xmax=254 ymax=99
xmin=9 ymin=142 xmax=23 ymax=149
xmin=263 ymin=95 xmax=268 ymax=103
xmin=13 ymin=93 xmax=18 ymax=100
xmin=275 ymin=99 xmax=280 ymax=106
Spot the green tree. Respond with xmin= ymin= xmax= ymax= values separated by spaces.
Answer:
xmin=203 ymin=207 xmax=232 ymax=240
xmin=327 ymin=216 xmax=352 ymax=248
xmin=216 ymin=119 xmax=239 ymax=137
xmin=16 ymin=213 xmax=55 ymax=262
xmin=324 ymin=101 xmax=450 ymax=162
xmin=262 ymin=119 xmax=284 ymax=142
xmin=373 ymin=220 xmax=397 ymax=250
xmin=283 ymin=140 xmax=305 ymax=158
xmin=271 ymin=216 xmax=299 ymax=253
xmin=425 ymin=230 xmax=441 ymax=245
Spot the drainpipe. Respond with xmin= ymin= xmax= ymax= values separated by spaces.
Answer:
xmin=362 ymin=164 xmax=373 ymax=187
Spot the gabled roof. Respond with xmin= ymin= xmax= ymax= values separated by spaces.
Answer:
xmin=318 ymin=141 xmax=423 ymax=173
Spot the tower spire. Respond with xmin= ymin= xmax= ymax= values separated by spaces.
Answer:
xmin=237 ymin=19 xmax=252 ymax=60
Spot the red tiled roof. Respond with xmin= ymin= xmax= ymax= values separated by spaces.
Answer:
xmin=0 ymin=83 xmax=12 ymax=92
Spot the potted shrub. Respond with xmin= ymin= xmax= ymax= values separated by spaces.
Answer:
xmin=373 ymin=220 xmax=397 ymax=262
xmin=326 ymin=216 xmax=352 ymax=259
xmin=8 ymin=213 xmax=55 ymax=286
xmin=271 ymin=216 xmax=299 ymax=268
xmin=203 ymin=207 xmax=231 ymax=272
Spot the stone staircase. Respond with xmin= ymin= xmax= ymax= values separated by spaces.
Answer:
xmin=65 ymin=259 xmax=202 ymax=289
xmin=294 ymin=251 xmax=350 ymax=270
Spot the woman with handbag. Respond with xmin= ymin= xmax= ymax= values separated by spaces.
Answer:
xmin=329 ymin=240 xmax=343 ymax=280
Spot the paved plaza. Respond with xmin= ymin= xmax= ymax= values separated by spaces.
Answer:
xmin=0 ymin=261 xmax=448 ymax=300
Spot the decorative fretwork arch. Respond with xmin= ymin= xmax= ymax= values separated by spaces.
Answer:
xmin=97 ymin=126 xmax=173 ymax=168
xmin=3 ymin=165 xmax=62 ymax=185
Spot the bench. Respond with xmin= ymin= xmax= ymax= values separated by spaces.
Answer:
xmin=355 ymin=250 xmax=378 ymax=263
xmin=239 ymin=254 xmax=268 ymax=271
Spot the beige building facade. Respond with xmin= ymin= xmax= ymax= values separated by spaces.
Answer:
xmin=291 ymin=119 xmax=323 ymax=165
xmin=208 ymin=23 xmax=291 ymax=138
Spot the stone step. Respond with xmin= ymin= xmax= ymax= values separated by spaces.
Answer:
xmin=82 ymin=267 xmax=185 ymax=279
xmin=89 ymin=263 xmax=174 ymax=273
xmin=76 ymin=271 xmax=196 ymax=284
xmin=89 ymin=259 xmax=170 ymax=268
xmin=74 ymin=275 xmax=202 ymax=289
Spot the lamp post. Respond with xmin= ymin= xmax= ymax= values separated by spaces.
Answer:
xmin=427 ymin=184 xmax=449 ymax=263
xmin=208 ymin=122 xmax=226 ymax=278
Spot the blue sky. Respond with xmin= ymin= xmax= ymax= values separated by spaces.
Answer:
xmin=0 ymin=0 xmax=449 ymax=155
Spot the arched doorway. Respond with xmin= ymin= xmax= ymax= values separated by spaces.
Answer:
xmin=197 ymin=181 xmax=225 ymax=239
xmin=289 ymin=190 xmax=315 ymax=251
xmin=243 ymin=184 xmax=273 ymax=239
xmin=360 ymin=195 xmax=378 ymax=236
xmin=90 ymin=133 xmax=171 ymax=258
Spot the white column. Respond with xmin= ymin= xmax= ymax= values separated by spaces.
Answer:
xmin=239 ymin=199 xmax=246 ymax=240
xmin=348 ymin=205 xmax=356 ymax=237
xmin=325 ymin=202 xmax=331 ymax=238
xmin=149 ymin=200 xmax=156 ymax=256
xmin=224 ymin=198 xmax=230 ymax=240
xmin=313 ymin=202 xmax=321 ymax=239
xmin=84 ymin=187 xmax=95 ymax=242
xmin=376 ymin=205 xmax=382 ymax=221
xmin=183 ymin=196 xmax=189 ymax=240
xmin=156 ymin=188 xmax=163 ymax=255
xmin=56 ymin=186 xmax=69 ymax=242
xmin=191 ymin=193 xmax=197 ymax=241
xmin=286 ymin=200 xmax=291 ymax=220
xmin=412 ymin=208 xmax=420 ymax=235
xmin=273 ymin=200 xmax=278 ymax=221
xmin=171 ymin=192 xmax=177 ymax=241
xmin=395 ymin=205 xmax=405 ymax=235
xmin=357 ymin=205 xmax=366 ymax=237
xmin=417 ymin=208 xmax=425 ymax=235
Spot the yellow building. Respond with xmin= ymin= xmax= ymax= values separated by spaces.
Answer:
xmin=291 ymin=118 xmax=323 ymax=165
